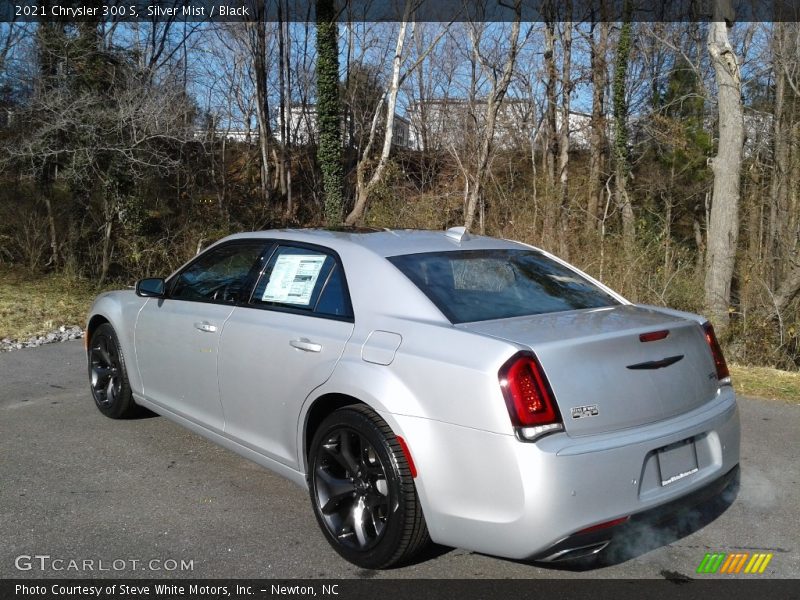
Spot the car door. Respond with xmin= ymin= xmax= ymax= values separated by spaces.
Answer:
xmin=218 ymin=243 xmax=355 ymax=468
xmin=134 ymin=240 xmax=269 ymax=432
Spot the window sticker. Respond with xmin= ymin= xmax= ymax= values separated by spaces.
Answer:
xmin=262 ymin=254 xmax=326 ymax=305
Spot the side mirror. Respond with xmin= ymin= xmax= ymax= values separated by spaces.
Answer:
xmin=135 ymin=278 xmax=166 ymax=298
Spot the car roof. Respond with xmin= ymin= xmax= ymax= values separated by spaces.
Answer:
xmin=222 ymin=228 xmax=527 ymax=258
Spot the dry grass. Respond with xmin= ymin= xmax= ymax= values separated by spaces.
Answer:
xmin=0 ymin=269 xmax=118 ymax=341
xmin=730 ymin=364 xmax=800 ymax=403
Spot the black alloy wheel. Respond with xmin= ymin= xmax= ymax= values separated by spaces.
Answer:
xmin=308 ymin=405 xmax=429 ymax=569
xmin=88 ymin=323 xmax=137 ymax=419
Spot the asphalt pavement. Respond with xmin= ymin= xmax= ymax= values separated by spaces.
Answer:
xmin=1 ymin=341 xmax=797 ymax=579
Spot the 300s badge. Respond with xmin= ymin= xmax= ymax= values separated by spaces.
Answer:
xmin=571 ymin=404 xmax=600 ymax=419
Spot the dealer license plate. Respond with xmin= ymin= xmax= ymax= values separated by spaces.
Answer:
xmin=657 ymin=438 xmax=699 ymax=486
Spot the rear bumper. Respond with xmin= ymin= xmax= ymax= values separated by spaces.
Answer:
xmin=385 ymin=387 xmax=740 ymax=560
xmin=531 ymin=462 xmax=740 ymax=562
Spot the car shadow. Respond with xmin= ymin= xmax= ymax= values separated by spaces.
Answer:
xmin=394 ymin=542 xmax=455 ymax=568
xmin=129 ymin=405 xmax=160 ymax=419
xmin=539 ymin=467 xmax=742 ymax=572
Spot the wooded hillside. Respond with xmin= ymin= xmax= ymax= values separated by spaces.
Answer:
xmin=1 ymin=3 xmax=798 ymax=369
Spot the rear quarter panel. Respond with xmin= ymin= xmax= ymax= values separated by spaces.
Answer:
xmin=298 ymin=317 xmax=522 ymax=470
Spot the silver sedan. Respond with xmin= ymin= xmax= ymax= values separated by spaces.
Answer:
xmin=86 ymin=228 xmax=740 ymax=568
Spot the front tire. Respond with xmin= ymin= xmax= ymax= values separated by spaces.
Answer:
xmin=88 ymin=323 xmax=137 ymax=419
xmin=308 ymin=405 xmax=429 ymax=568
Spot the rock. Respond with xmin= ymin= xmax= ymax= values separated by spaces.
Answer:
xmin=2 ymin=324 xmax=86 ymax=353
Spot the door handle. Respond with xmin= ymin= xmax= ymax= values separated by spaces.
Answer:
xmin=290 ymin=338 xmax=322 ymax=353
xmin=194 ymin=321 xmax=218 ymax=333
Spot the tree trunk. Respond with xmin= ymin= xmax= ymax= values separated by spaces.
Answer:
xmin=557 ymin=14 xmax=572 ymax=258
xmin=768 ymin=23 xmax=790 ymax=288
xmin=219 ymin=135 xmax=228 ymax=220
xmin=252 ymin=16 xmax=272 ymax=205
xmin=414 ymin=26 xmax=430 ymax=154
xmin=694 ymin=218 xmax=705 ymax=273
xmin=586 ymin=14 xmax=608 ymax=234
xmin=282 ymin=5 xmax=294 ymax=218
xmin=277 ymin=2 xmax=288 ymax=200
xmin=613 ymin=1 xmax=634 ymax=248
xmin=704 ymin=0 xmax=744 ymax=330
xmin=542 ymin=11 xmax=558 ymax=244
xmin=99 ymin=194 xmax=114 ymax=285
xmin=43 ymin=195 xmax=58 ymax=269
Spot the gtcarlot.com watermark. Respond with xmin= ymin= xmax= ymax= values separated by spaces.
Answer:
xmin=15 ymin=554 xmax=194 ymax=573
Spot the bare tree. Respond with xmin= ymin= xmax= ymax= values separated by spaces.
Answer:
xmin=345 ymin=6 xmax=449 ymax=225
xmin=4 ymin=23 xmax=194 ymax=282
xmin=462 ymin=3 xmax=524 ymax=232
xmin=277 ymin=1 xmax=293 ymax=215
xmin=770 ymin=23 xmax=800 ymax=315
xmin=344 ymin=17 xmax=408 ymax=224
xmin=586 ymin=6 xmax=609 ymax=233
xmin=613 ymin=2 xmax=635 ymax=248
xmin=248 ymin=10 xmax=273 ymax=206
xmin=767 ymin=23 xmax=792 ymax=288
xmin=557 ymin=13 xmax=573 ymax=257
xmin=542 ymin=6 xmax=557 ymax=194
xmin=704 ymin=0 xmax=744 ymax=329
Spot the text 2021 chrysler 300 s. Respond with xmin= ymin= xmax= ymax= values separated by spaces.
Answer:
xmin=86 ymin=227 xmax=740 ymax=568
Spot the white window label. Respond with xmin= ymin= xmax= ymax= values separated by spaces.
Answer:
xmin=262 ymin=254 xmax=326 ymax=306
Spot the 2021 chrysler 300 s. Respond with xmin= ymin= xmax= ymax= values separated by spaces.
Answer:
xmin=86 ymin=227 xmax=740 ymax=568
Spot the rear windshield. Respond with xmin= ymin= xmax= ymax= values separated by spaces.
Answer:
xmin=388 ymin=249 xmax=620 ymax=324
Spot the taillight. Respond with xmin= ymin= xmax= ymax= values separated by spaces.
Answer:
xmin=499 ymin=352 xmax=563 ymax=441
xmin=702 ymin=322 xmax=730 ymax=385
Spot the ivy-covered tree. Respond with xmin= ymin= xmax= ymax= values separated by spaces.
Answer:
xmin=315 ymin=0 xmax=344 ymax=225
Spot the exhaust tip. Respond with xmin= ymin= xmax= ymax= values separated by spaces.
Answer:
xmin=539 ymin=541 xmax=610 ymax=562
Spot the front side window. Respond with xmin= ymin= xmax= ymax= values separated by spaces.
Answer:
xmin=170 ymin=242 xmax=267 ymax=303
xmin=389 ymin=249 xmax=619 ymax=324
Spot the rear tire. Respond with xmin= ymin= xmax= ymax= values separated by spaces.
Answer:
xmin=308 ymin=405 xmax=429 ymax=568
xmin=88 ymin=323 xmax=138 ymax=419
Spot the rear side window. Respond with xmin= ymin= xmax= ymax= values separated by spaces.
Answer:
xmin=388 ymin=249 xmax=619 ymax=324
xmin=252 ymin=245 xmax=353 ymax=319
xmin=314 ymin=264 xmax=350 ymax=317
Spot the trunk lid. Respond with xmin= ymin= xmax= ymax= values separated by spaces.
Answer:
xmin=459 ymin=305 xmax=720 ymax=437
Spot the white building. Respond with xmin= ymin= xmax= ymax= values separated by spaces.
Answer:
xmin=275 ymin=104 xmax=415 ymax=150
xmin=406 ymin=98 xmax=535 ymax=152
xmin=405 ymin=98 xmax=596 ymax=152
